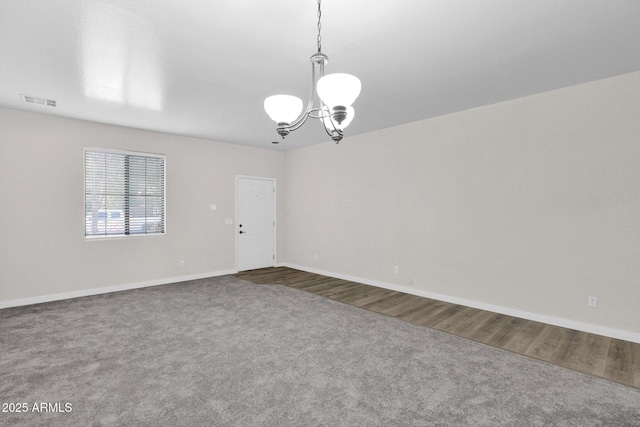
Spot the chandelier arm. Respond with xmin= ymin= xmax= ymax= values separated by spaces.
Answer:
xmin=282 ymin=108 xmax=324 ymax=133
xmin=321 ymin=109 xmax=344 ymax=142
xmin=278 ymin=110 xmax=311 ymax=134
xmin=277 ymin=52 xmax=327 ymax=133
xmin=308 ymin=107 xmax=329 ymax=119
xmin=322 ymin=120 xmax=342 ymax=138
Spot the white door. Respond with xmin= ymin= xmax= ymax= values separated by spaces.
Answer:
xmin=236 ymin=177 xmax=276 ymax=271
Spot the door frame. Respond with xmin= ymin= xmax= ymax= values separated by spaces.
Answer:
xmin=235 ymin=175 xmax=277 ymax=272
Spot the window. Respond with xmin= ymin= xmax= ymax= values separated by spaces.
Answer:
xmin=85 ymin=148 xmax=165 ymax=237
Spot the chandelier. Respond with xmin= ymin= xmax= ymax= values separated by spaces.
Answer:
xmin=264 ymin=0 xmax=361 ymax=143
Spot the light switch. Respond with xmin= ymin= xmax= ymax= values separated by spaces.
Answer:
xmin=210 ymin=204 xmax=217 ymax=211
xmin=225 ymin=219 xmax=233 ymax=225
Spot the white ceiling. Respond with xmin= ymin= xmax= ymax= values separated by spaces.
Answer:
xmin=1 ymin=0 xmax=640 ymax=151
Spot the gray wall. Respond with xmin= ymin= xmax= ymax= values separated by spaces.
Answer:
xmin=284 ymin=71 xmax=640 ymax=338
xmin=0 ymin=108 xmax=285 ymax=302
xmin=2 ymin=70 xmax=639 ymax=340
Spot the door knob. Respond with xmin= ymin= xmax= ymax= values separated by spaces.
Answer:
xmin=239 ymin=230 xmax=245 ymax=234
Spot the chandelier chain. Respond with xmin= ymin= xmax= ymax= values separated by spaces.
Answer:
xmin=317 ymin=0 xmax=322 ymax=52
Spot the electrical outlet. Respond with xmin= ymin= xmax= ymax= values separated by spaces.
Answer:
xmin=588 ymin=296 xmax=597 ymax=307
xmin=394 ymin=266 xmax=399 ymax=274
xmin=180 ymin=260 xmax=185 ymax=268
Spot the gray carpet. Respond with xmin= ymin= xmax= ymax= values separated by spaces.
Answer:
xmin=1 ymin=276 xmax=639 ymax=426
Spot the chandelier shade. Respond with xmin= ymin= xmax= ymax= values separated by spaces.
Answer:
xmin=264 ymin=95 xmax=303 ymax=125
xmin=316 ymin=73 xmax=362 ymax=111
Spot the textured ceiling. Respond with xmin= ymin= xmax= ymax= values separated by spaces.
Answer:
xmin=1 ymin=0 xmax=640 ymax=150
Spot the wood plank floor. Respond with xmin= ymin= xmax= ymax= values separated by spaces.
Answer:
xmin=235 ymin=267 xmax=640 ymax=389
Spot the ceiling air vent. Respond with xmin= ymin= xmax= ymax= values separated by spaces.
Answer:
xmin=20 ymin=94 xmax=56 ymax=107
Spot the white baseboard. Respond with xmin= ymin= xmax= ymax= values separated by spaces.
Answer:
xmin=0 ymin=269 xmax=237 ymax=310
xmin=280 ymin=263 xmax=640 ymax=344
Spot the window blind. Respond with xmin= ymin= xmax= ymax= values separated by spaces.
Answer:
xmin=85 ymin=148 xmax=165 ymax=237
